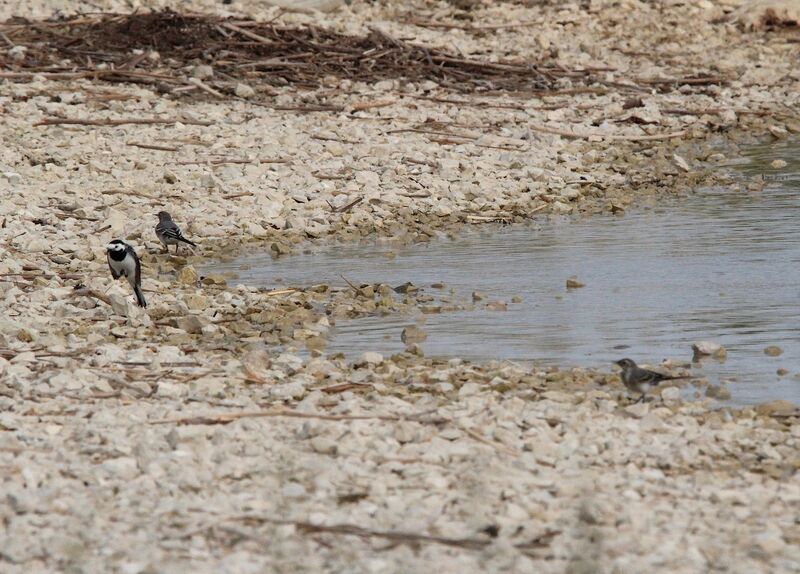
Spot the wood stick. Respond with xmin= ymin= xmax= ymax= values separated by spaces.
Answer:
xmin=405 ymin=18 xmax=542 ymax=32
xmin=70 ymin=288 xmax=112 ymax=306
xmin=222 ymin=22 xmax=274 ymax=45
xmin=187 ymin=78 xmax=226 ymax=98
xmin=148 ymin=407 xmax=448 ymax=425
xmin=338 ymin=196 xmax=363 ymax=213
xmin=262 ymin=288 xmax=298 ymax=296
xmin=387 ymin=127 xmax=477 ymax=140
xmin=271 ymin=104 xmax=344 ymax=113
xmin=174 ymin=158 xmax=288 ymax=165
xmin=126 ymin=141 xmax=181 ymax=152
xmin=460 ymin=426 xmax=520 ymax=456
xmin=314 ymin=172 xmax=352 ymax=180
xmin=312 ymin=134 xmax=360 ymax=145
xmin=351 ymin=99 xmax=394 ymax=112
xmin=35 ymin=117 xmax=213 ymax=127
xmin=339 ymin=274 xmax=361 ymax=294
xmin=221 ymin=515 xmax=559 ymax=553
xmin=639 ymin=76 xmax=728 ymax=85
xmin=528 ymin=123 xmax=687 ymax=141
xmin=320 ymin=382 xmax=372 ymax=394
xmin=412 ymin=95 xmax=526 ymax=110
xmin=327 ymin=196 xmax=363 ymax=213
xmin=0 ymin=31 xmax=15 ymax=47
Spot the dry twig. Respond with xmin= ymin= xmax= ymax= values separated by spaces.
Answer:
xmin=148 ymin=407 xmax=449 ymax=425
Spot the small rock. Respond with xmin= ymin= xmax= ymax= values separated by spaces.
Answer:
xmin=752 ymin=530 xmax=785 ymax=556
xmin=551 ymin=201 xmax=573 ymax=214
xmin=270 ymin=242 xmax=291 ymax=256
xmin=770 ymin=159 xmax=787 ymax=169
xmin=305 ymin=336 xmax=326 ymax=354
xmin=2 ymin=172 xmax=22 ymax=185
xmin=755 ymin=400 xmax=797 ymax=417
xmin=777 ymin=368 xmax=789 ymax=376
xmin=673 ymin=153 xmax=690 ymax=172
xmin=282 ymin=482 xmax=306 ymax=498
xmin=764 ymin=345 xmax=783 ymax=357
xmin=692 ymin=341 xmax=727 ymax=360
xmin=459 ymin=382 xmax=481 ymax=397
xmin=310 ymin=436 xmax=338 ymax=455
xmin=485 ymin=301 xmax=507 ymax=311
xmin=176 ymin=315 xmax=207 ymax=334
xmin=401 ymin=326 xmax=427 ymax=344
xmin=8 ymin=45 xmax=27 ymax=61
xmin=705 ymin=385 xmax=731 ymax=400
xmin=271 ymin=381 xmax=305 ymax=400
xmin=182 ymin=294 xmax=208 ymax=311
xmin=359 ymin=351 xmax=383 ymax=365
xmin=105 ymin=208 xmax=127 ymax=235
xmin=191 ymin=64 xmax=213 ymax=79
xmin=101 ymin=457 xmax=139 ymax=480
xmin=109 ymin=293 xmax=130 ymax=316
xmin=472 ymin=291 xmax=486 ymax=301
xmin=16 ymin=329 xmax=33 ymax=343
xmin=624 ymin=402 xmax=650 ymax=418
xmin=566 ymin=277 xmax=585 ymax=289
xmin=439 ymin=428 xmax=462 ymax=440
xmin=394 ymin=422 xmax=416 ymax=444
xmin=176 ymin=266 xmax=198 ymax=285
xmin=201 ymin=274 xmax=227 ymax=286
xmin=660 ymin=386 xmax=681 ymax=401
xmin=234 ymin=83 xmax=256 ymax=98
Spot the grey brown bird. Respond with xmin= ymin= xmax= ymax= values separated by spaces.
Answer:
xmin=106 ymin=239 xmax=147 ymax=308
xmin=615 ymin=358 xmax=689 ymax=403
xmin=155 ymin=211 xmax=196 ymax=254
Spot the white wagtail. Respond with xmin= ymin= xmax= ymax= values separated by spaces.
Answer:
xmin=615 ymin=358 xmax=689 ymax=403
xmin=155 ymin=211 xmax=197 ymax=254
xmin=106 ymin=239 xmax=147 ymax=308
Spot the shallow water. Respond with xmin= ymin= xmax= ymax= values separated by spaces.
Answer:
xmin=206 ymin=140 xmax=800 ymax=406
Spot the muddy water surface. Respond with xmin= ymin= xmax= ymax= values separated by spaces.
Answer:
xmin=206 ymin=141 xmax=800 ymax=406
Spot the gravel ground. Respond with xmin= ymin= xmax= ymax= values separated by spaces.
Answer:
xmin=1 ymin=0 xmax=799 ymax=572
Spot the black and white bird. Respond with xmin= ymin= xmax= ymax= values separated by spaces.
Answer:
xmin=106 ymin=239 xmax=147 ymax=308
xmin=155 ymin=211 xmax=197 ymax=254
xmin=615 ymin=358 xmax=688 ymax=403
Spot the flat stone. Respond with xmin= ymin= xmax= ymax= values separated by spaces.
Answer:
xmin=359 ymin=351 xmax=383 ymax=365
xmin=176 ymin=266 xmax=198 ymax=285
xmin=625 ymin=402 xmax=650 ymax=418
xmin=692 ymin=341 xmax=727 ymax=359
xmin=310 ymin=436 xmax=338 ymax=455
xmin=234 ymin=83 xmax=256 ymax=98
xmin=755 ymin=400 xmax=797 ymax=417
xmin=175 ymin=315 xmax=207 ymax=334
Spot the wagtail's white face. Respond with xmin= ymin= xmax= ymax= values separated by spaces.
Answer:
xmin=106 ymin=240 xmax=127 ymax=253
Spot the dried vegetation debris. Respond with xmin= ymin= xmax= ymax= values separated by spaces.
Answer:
xmin=0 ymin=10 xmax=583 ymax=93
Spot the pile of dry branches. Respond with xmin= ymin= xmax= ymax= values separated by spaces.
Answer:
xmin=0 ymin=10 xmax=590 ymax=96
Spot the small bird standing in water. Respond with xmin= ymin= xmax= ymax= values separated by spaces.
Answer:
xmin=615 ymin=358 xmax=689 ymax=403
xmin=106 ymin=239 xmax=147 ymax=308
xmin=155 ymin=211 xmax=197 ymax=254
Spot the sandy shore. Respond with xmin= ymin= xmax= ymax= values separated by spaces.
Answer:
xmin=1 ymin=0 xmax=799 ymax=572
